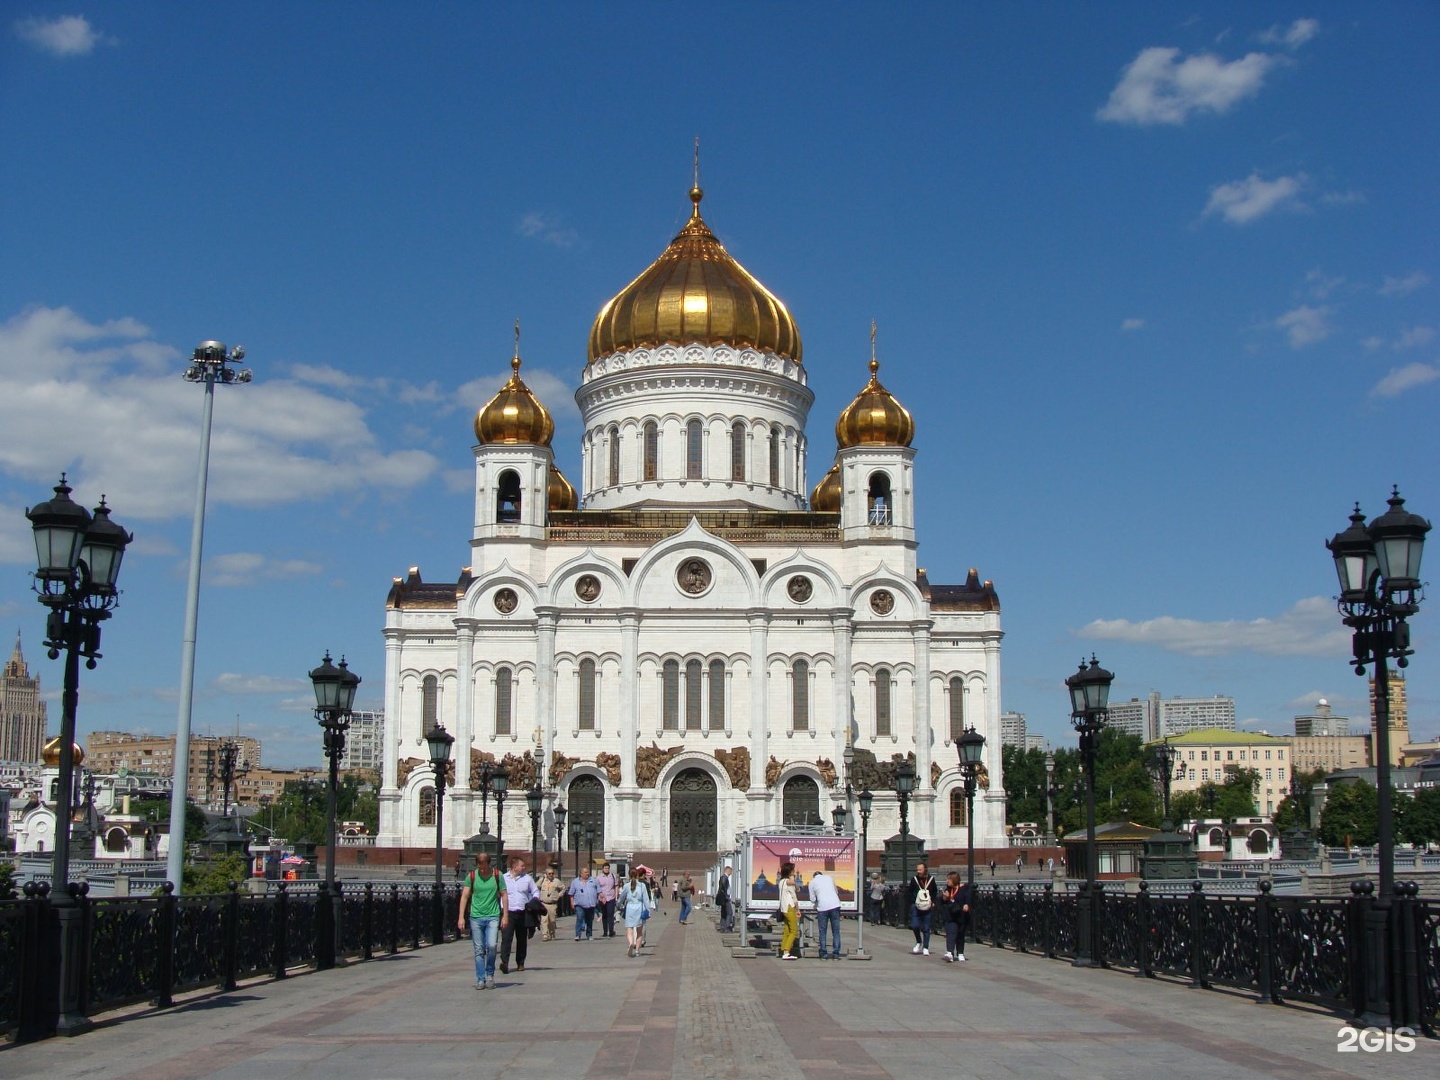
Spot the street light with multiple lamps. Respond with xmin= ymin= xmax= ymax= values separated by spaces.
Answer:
xmin=956 ymin=726 xmax=986 ymax=885
xmin=478 ymin=760 xmax=494 ymax=830
xmin=895 ymin=760 xmax=916 ymax=885
xmin=553 ymin=803 xmax=568 ymax=870
xmin=490 ymin=767 xmax=508 ymax=860
xmin=309 ymin=652 xmax=361 ymax=891
xmin=1066 ymin=655 xmax=1114 ymax=969
xmin=858 ymin=788 xmax=874 ymax=940
xmin=1326 ymin=488 xmax=1429 ymax=1028
xmin=526 ymin=783 xmax=543 ymax=873
xmin=1145 ymin=737 xmax=1183 ymax=824
xmin=424 ymin=721 xmax=454 ymax=944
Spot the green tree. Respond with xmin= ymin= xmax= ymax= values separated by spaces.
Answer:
xmin=1273 ymin=767 xmax=1327 ymax=830
xmin=132 ymin=797 xmax=207 ymax=843
xmin=1397 ymin=787 xmax=1440 ymax=847
xmin=0 ymin=860 xmax=17 ymax=900
xmin=1319 ymin=780 xmax=1378 ymax=847
xmin=183 ymin=853 xmax=251 ymax=895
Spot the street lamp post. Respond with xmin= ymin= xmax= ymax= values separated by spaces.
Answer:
xmin=170 ymin=342 xmax=251 ymax=895
xmin=425 ymin=722 xmax=454 ymax=945
xmin=553 ymin=803 xmax=568 ymax=868
xmin=858 ymin=788 xmax=873 ymax=944
xmin=478 ymin=760 xmax=494 ymax=831
xmin=1067 ymin=655 xmax=1114 ymax=969
xmin=526 ymin=783 xmax=543 ymax=873
xmin=571 ymin=823 xmax=582 ymax=880
xmin=895 ymin=761 xmax=916 ymax=886
xmin=585 ymin=826 xmax=595 ymax=871
xmin=490 ymin=769 xmax=508 ymax=860
xmin=310 ymin=652 xmax=361 ymax=892
xmin=957 ymin=727 xmax=986 ymax=885
xmin=26 ymin=476 xmax=131 ymax=1038
xmin=1044 ymin=752 xmax=1056 ymax=843
xmin=1327 ymin=490 xmax=1429 ymax=1028
xmin=217 ymin=740 xmax=248 ymax=822
xmin=1146 ymin=738 xmax=1181 ymax=824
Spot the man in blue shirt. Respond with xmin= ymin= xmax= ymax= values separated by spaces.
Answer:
xmin=809 ymin=868 xmax=843 ymax=959
xmin=499 ymin=855 xmax=540 ymax=974
xmin=568 ymin=864 xmax=600 ymax=940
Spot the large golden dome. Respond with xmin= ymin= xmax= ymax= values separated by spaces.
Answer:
xmin=587 ymin=186 xmax=802 ymax=364
xmin=547 ymin=464 xmax=577 ymax=512
xmin=42 ymin=735 xmax=84 ymax=768
xmin=475 ymin=355 xmax=555 ymax=446
xmin=810 ymin=461 xmax=841 ymax=512
xmin=836 ymin=358 xmax=914 ymax=448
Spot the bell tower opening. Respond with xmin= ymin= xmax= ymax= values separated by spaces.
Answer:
xmin=867 ymin=472 xmax=892 ymax=525
xmin=496 ymin=470 xmax=522 ymax=523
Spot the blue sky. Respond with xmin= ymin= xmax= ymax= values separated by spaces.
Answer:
xmin=2 ymin=4 xmax=1436 ymax=768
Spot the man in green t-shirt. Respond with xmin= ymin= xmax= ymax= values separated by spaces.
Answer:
xmin=458 ymin=852 xmax=509 ymax=988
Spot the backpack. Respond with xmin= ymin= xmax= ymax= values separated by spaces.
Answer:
xmin=913 ymin=878 xmax=933 ymax=911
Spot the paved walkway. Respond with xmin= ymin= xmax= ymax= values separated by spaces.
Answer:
xmin=3 ymin=910 xmax=1435 ymax=1079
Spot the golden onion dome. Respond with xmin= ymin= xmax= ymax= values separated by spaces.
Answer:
xmin=547 ymin=463 xmax=577 ymax=512
xmin=42 ymin=735 xmax=84 ymax=768
xmin=475 ymin=354 xmax=555 ymax=446
xmin=588 ymin=186 xmax=802 ymax=364
xmin=810 ymin=461 xmax=842 ymax=513
xmin=836 ymin=358 xmax=914 ymax=448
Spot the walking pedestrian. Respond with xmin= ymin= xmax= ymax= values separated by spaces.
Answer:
xmin=777 ymin=861 xmax=800 ymax=959
xmin=906 ymin=861 xmax=938 ymax=956
xmin=499 ymin=855 xmax=539 ymax=974
xmin=989 ymin=859 xmax=996 ymax=877
xmin=940 ymin=870 xmax=973 ymax=963
xmin=619 ymin=867 xmax=653 ymax=957
xmin=457 ymin=852 xmax=508 ymax=989
xmin=678 ymin=872 xmax=696 ymax=924
xmin=537 ymin=865 xmax=564 ymax=941
xmin=568 ymin=864 xmax=599 ymax=940
xmin=868 ymin=873 xmax=886 ymax=924
xmin=1015 ymin=856 xmax=1022 ymax=874
xmin=595 ymin=861 xmax=619 ymax=938
xmin=646 ymin=869 xmax=662 ymax=914
xmin=716 ymin=864 xmax=735 ymax=932
xmin=809 ymin=867 xmax=843 ymax=959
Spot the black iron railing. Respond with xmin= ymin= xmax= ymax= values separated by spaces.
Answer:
xmin=867 ymin=879 xmax=1437 ymax=1033
xmin=2 ymin=878 xmax=463 ymax=1043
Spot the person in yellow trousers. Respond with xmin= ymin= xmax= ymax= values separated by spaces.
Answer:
xmin=537 ymin=865 xmax=565 ymax=941
xmin=777 ymin=861 xmax=800 ymax=960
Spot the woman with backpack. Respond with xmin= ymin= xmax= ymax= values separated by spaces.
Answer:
xmin=905 ymin=861 xmax=938 ymax=956
xmin=939 ymin=870 xmax=973 ymax=963
xmin=457 ymin=852 xmax=509 ymax=989
xmin=777 ymin=861 xmax=801 ymax=960
xmin=619 ymin=867 xmax=652 ymax=957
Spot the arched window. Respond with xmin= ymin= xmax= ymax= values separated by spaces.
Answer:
xmin=1247 ymin=830 xmax=1270 ymax=854
xmin=685 ymin=659 xmax=704 ymax=730
xmin=792 ymin=659 xmax=810 ymax=732
xmin=662 ymin=660 xmax=680 ymax=730
xmin=874 ymin=669 xmax=892 ymax=737
xmin=1208 ymin=827 xmax=1226 ymax=848
xmin=769 ymin=428 xmax=780 ymax=487
xmin=708 ymin=659 xmax=725 ymax=730
xmin=643 ymin=421 xmax=658 ymax=481
xmin=730 ymin=421 xmax=746 ymax=481
xmin=495 ymin=666 xmax=513 ymax=736
xmin=607 ymin=428 xmax=621 ymax=487
xmin=868 ymin=472 xmax=892 ymax=525
xmin=579 ymin=658 xmax=597 ymax=731
xmin=496 ymin=470 xmax=521 ymax=523
xmin=418 ymin=786 xmax=436 ymax=826
xmin=422 ymin=675 xmax=438 ymax=729
xmin=686 ymin=419 xmax=703 ymax=479
xmin=949 ymin=677 xmax=965 ymax=742
xmin=950 ymin=788 xmax=968 ymax=827
xmin=105 ymin=827 xmax=128 ymax=853
xmin=782 ymin=775 xmax=820 ymax=825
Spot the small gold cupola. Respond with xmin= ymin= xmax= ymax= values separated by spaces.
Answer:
xmin=810 ymin=461 xmax=841 ymax=512
xmin=547 ymin=464 xmax=577 ymax=512
xmin=42 ymin=735 xmax=84 ymax=768
xmin=835 ymin=352 xmax=914 ymax=449
xmin=475 ymin=351 xmax=555 ymax=447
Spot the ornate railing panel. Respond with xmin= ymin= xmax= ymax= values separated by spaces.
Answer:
xmin=0 ymin=901 xmax=24 ymax=1035
xmin=1016 ymin=886 xmax=1049 ymax=954
xmin=284 ymin=894 xmax=318 ymax=969
xmin=233 ymin=896 xmax=274 ymax=980
xmin=1271 ymin=897 xmax=1349 ymax=1007
xmin=339 ymin=888 xmax=368 ymax=957
xmin=1051 ymin=891 xmax=1078 ymax=959
xmin=1412 ymin=900 xmax=1438 ymax=1034
xmin=172 ymin=896 xmax=227 ymax=993
xmin=1101 ymin=893 xmax=1139 ymax=969
xmin=1200 ymin=897 xmax=1260 ymax=991
xmin=87 ymin=899 xmax=162 ymax=1011
xmin=1147 ymin=897 xmax=1193 ymax=980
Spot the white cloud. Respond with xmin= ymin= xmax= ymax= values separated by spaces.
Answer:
xmin=1203 ymin=173 xmax=1305 ymax=224
xmin=1097 ymin=46 xmax=1279 ymax=126
xmin=454 ymin=368 xmax=579 ymax=422
xmin=1394 ymin=326 xmax=1436 ymax=350
xmin=1120 ymin=318 xmax=1145 ymax=332
xmin=1304 ymin=268 xmax=1343 ymax=300
xmin=211 ymin=672 xmax=310 ymax=695
xmin=1370 ymin=362 xmax=1440 ymax=398
xmin=1361 ymin=336 xmax=1385 ymax=352
xmin=14 ymin=14 xmax=106 ymax=56
xmin=0 ymin=306 xmax=440 ymax=520
xmin=1319 ymin=189 xmax=1365 ymax=207
xmin=1274 ymin=305 xmax=1329 ymax=348
xmin=204 ymin=552 xmax=323 ymax=587
xmin=1258 ymin=19 xmax=1319 ymax=49
xmin=518 ymin=212 xmax=580 ymax=250
xmin=1379 ymin=270 xmax=1429 ymax=297
xmin=1078 ymin=597 xmax=1348 ymax=658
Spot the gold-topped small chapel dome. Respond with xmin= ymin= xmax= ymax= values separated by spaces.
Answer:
xmin=587 ymin=185 xmax=802 ymax=364
xmin=810 ymin=461 xmax=842 ymax=513
xmin=835 ymin=357 xmax=914 ymax=448
xmin=547 ymin=463 xmax=577 ymax=512
xmin=474 ymin=353 xmax=555 ymax=446
xmin=42 ymin=735 xmax=84 ymax=768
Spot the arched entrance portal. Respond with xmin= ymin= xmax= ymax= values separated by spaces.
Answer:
xmin=669 ymin=768 xmax=717 ymax=851
xmin=568 ymin=775 xmax=605 ymax=860
xmin=782 ymin=775 xmax=820 ymax=826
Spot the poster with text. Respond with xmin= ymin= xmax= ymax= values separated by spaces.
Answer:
xmin=746 ymin=835 xmax=859 ymax=912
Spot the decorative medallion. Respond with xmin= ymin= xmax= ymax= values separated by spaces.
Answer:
xmin=676 ymin=558 xmax=712 ymax=595
xmin=786 ymin=575 xmax=813 ymax=603
xmin=575 ymin=574 xmax=602 ymax=603
xmin=493 ymin=587 xmax=519 ymax=614
xmin=870 ymin=589 xmax=895 ymax=616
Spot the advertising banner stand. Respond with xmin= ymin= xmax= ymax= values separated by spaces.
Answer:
xmin=727 ymin=825 xmax=867 ymax=959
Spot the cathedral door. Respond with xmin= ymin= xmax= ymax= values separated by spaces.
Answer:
xmin=669 ymin=768 xmax=717 ymax=851
xmin=782 ymin=775 xmax=820 ymax=825
xmin=568 ymin=775 xmax=605 ymax=853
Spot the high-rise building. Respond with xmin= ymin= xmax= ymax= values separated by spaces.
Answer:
xmin=1369 ymin=673 xmax=1409 ymax=768
xmin=1000 ymin=711 xmax=1027 ymax=747
xmin=85 ymin=732 xmax=262 ymax=803
xmin=1159 ymin=696 xmax=1236 ymax=736
xmin=1106 ymin=694 xmax=1158 ymax=742
xmin=1 ymin=634 xmax=48 ymax=764
xmin=1294 ymin=699 xmax=1351 ymax=737
xmin=340 ymin=710 xmax=384 ymax=773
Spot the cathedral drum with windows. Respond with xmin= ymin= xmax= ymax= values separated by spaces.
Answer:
xmin=378 ymin=182 xmax=1004 ymax=856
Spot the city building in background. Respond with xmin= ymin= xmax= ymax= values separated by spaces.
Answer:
xmin=1293 ymin=699 xmax=1351 ymax=737
xmin=1369 ymin=673 xmax=1410 ymax=768
xmin=1000 ymin=711 xmax=1027 ymax=747
xmin=1168 ymin=728 xmax=1290 ymax=816
xmin=1 ymin=634 xmax=48 ymax=765
xmin=86 ymin=732 xmax=262 ymax=804
xmin=1105 ymin=692 xmax=1236 ymax=742
xmin=1288 ymin=734 xmax=1370 ymax=775
xmin=339 ymin=709 xmax=384 ymax=773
